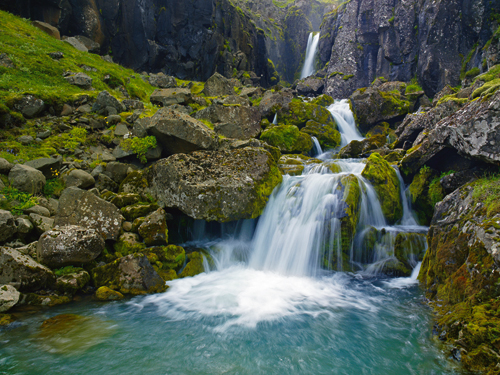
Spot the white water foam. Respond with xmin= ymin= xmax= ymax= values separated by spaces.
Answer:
xmin=327 ymin=100 xmax=363 ymax=146
xmin=300 ymin=32 xmax=320 ymax=79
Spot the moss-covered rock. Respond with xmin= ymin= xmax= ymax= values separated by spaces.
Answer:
xmin=118 ymin=170 xmax=148 ymax=195
xmin=120 ymin=203 xmax=159 ymax=221
xmin=147 ymin=147 xmax=282 ymax=222
xmin=310 ymin=94 xmax=334 ymax=107
xmin=95 ymin=286 xmax=124 ymax=301
xmin=361 ymin=153 xmax=402 ymax=224
xmin=277 ymin=154 xmax=322 ymax=176
xmin=145 ymin=245 xmax=186 ymax=272
xmin=137 ymin=208 xmax=168 ymax=246
xmin=279 ymin=101 xmax=335 ymax=129
xmin=91 ymin=253 xmax=167 ymax=295
xmin=338 ymin=134 xmax=386 ymax=159
xmin=301 ymin=120 xmax=341 ymax=149
xmin=55 ymin=270 xmax=90 ymax=294
xmin=180 ymin=251 xmax=204 ymax=278
xmin=394 ymin=232 xmax=427 ymax=274
xmin=113 ymin=233 xmax=145 ymax=256
xmin=20 ymin=293 xmax=71 ymax=307
xmin=260 ymin=125 xmax=313 ymax=154
xmin=110 ymin=193 xmax=141 ymax=208
xmin=408 ymin=167 xmax=435 ymax=225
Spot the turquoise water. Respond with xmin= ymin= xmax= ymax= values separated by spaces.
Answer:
xmin=0 ymin=268 xmax=460 ymax=375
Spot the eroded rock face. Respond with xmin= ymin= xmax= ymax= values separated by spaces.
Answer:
xmin=147 ymin=147 xmax=282 ymax=222
xmin=91 ymin=253 xmax=167 ymax=295
xmin=146 ymin=108 xmax=218 ymax=154
xmin=55 ymin=187 xmax=124 ymax=241
xmin=400 ymin=91 xmax=500 ymax=178
xmin=37 ymin=225 xmax=105 ymax=268
xmin=0 ymin=247 xmax=55 ymax=292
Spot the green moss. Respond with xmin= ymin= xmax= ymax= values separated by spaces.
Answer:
xmin=471 ymin=78 xmax=500 ymax=99
xmin=361 ymin=153 xmax=402 ymax=224
xmin=310 ymin=94 xmax=334 ymax=107
xmin=54 ymin=266 xmax=84 ymax=277
xmin=120 ymin=136 xmax=157 ymax=163
xmin=465 ymin=67 xmax=480 ymax=78
xmin=0 ymin=186 xmax=38 ymax=215
xmin=0 ymin=10 xmax=155 ymax=112
xmin=260 ymin=125 xmax=313 ymax=153
xmin=179 ymin=251 xmax=204 ymax=277
xmin=378 ymin=90 xmax=410 ymax=118
xmin=280 ymin=101 xmax=336 ymax=129
xmin=300 ymin=120 xmax=341 ymax=149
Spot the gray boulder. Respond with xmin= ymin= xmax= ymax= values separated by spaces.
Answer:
xmin=202 ymin=73 xmax=234 ymax=97
xmin=17 ymin=135 xmax=34 ymax=145
xmin=14 ymin=95 xmax=45 ymax=119
xmin=92 ymin=91 xmax=126 ymax=114
xmin=138 ymin=208 xmax=168 ymax=246
xmin=24 ymin=205 xmax=50 ymax=217
xmin=194 ymin=104 xmax=261 ymax=139
xmin=64 ymin=72 xmax=93 ymax=90
xmin=105 ymin=162 xmax=136 ymax=184
xmin=146 ymin=108 xmax=218 ymax=154
xmin=147 ymin=147 xmax=282 ymax=222
xmin=37 ymin=225 xmax=105 ymax=268
xmin=55 ymin=270 xmax=90 ymax=294
xmin=0 ymin=247 xmax=55 ymax=292
xmin=29 ymin=214 xmax=54 ymax=235
xmin=8 ymin=164 xmax=46 ymax=194
xmin=63 ymin=36 xmax=88 ymax=52
xmin=0 ymin=210 xmax=16 ymax=243
xmin=55 ymin=187 xmax=124 ymax=241
xmin=258 ymin=89 xmax=293 ymax=118
xmin=0 ymin=158 xmax=13 ymax=174
xmin=296 ymin=77 xmax=325 ymax=96
xmin=0 ymin=285 xmax=20 ymax=312
xmin=25 ymin=156 xmax=63 ymax=179
xmin=74 ymin=35 xmax=100 ymax=54
xmin=62 ymin=169 xmax=95 ymax=189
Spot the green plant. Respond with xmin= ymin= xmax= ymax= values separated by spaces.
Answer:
xmin=1 ymin=186 xmax=38 ymax=215
xmin=120 ymin=136 xmax=157 ymax=163
xmin=54 ymin=266 xmax=84 ymax=276
xmin=43 ymin=178 xmax=65 ymax=198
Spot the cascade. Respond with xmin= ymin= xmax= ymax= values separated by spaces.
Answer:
xmin=300 ymin=32 xmax=320 ymax=79
xmin=272 ymin=113 xmax=278 ymax=125
xmin=311 ymin=136 xmax=323 ymax=156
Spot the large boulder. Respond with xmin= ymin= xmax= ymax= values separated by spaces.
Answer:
xmin=400 ymin=90 xmax=500 ymax=179
xmin=32 ymin=20 xmax=60 ymax=39
xmin=0 ymin=210 xmax=17 ymax=243
xmin=138 ymin=208 xmax=168 ymax=246
xmin=147 ymin=147 xmax=282 ymax=222
xmin=37 ymin=226 xmax=105 ymax=268
xmin=14 ymin=95 xmax=45 ymax=118
xmin=202 ymin=73 xmax=234 ymax=97
xmin=91 ymin=253 xmax=167 ymax=295
xmin=349 ymin=84 xmax=411 ymax=133
xmin=8 ymin=164 xmax=46 ymax=194
xmin=55 ymin=187 xmax=124 ymax=241
xmin=260 ymin=125 xmax=313 ymax=154
xmin=361 ymin=153 xmax=402 ymax=224
xmin=25 ymin=156 xmax=63 ymax=179
xmin=301 ymin=120 xmax=341 ymax=150
xmin=0 ymin=247 xmax=55 ymax=292
xmin=0 ymin=285 xmax=20 ymax=312
xmin=62 ymin=169 xmax=95 ymax=189
xmin=148 ymin=73 xmax=177 ymax=88
xmin=193 ymin=104 xmax=261 ymax=139
xmin=278 ymin=101 xmax=336 ymax=130
xmin=295 ymin=77 xmax=325 ymax=96
xmin=146 ymin=108 xmax=218 ymax=154
xmin=55 ymin=270 xmax=91 ymax=294
xmin=258 ymin=89 xmax=293 ymax=118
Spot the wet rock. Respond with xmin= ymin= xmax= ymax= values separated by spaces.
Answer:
xmin=138 ymin=208 xmax=168 ymax=246
xmin=0 ymin=210 xmax=17 ymax=243
xmin=338 ymin=135 xmax=386 ymax=159
xmin=62 ymin=169 xmax=95 ymax=189
xmin=361 ymin=153 xmax=402 ymax=224
xmin=258 ymin=89 xmax=294 ymax=118
xmin=64 ymin=73 xmax=92 ymax=91
xmin=202 ymin=72 xmax=234 ymax=96
xmin=0 ymin=247 xmax=55 ymax=292
xmin=14 ymin=95 xmax=45 ymax=119
xmin=37 ymin=225 xmax=105 ymax=268
xmin=55 ymin=270 xmax=90 ymax=294
xmin=95 ymin=286 xmax=124 ymax=301
xmin=146 ymin=108 xmax=218 ymax=154
xmin=260 ymin=125 xmax=313 ymax=154
xmin=0 ymin=285 xmax=20 ymax=312
xmin=278 ymin=154 xmax=321 ymax=176
xmin=394 ymin=232 xmax=427 ymax=274
xmin=91 ymin=253 xmax=167 ymax=295
xmin=9 ymin=164 xmax=46 ymax=194
xmin=147 ymin=147 xmax=282 ymax=222
xmin=55 ymin=187 xmax=124 ymax=241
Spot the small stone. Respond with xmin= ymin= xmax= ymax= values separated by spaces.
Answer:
xmin=64 ymin=72 xmax=92 ymax=90
xmin=49 ymin=52 xmax=64 ymax=60
xmin=37 ymin=130 xmax=52 ymax=139
xmin=17 ymin=135 xmax=34 ymax=145
xmin=23 ymin=205 xmax=51 ymax=217
xmin=95 ymin=286 xmax=124 ymax=301
xmin=63 ymin=36 xmax=88 ymax=52
xmin=114 ymin=124 xmax=129 ymax=137
xmin=107 ymin=115 xmax=122 ymax=125
xmin=77 ymin=104 xmax=92 ymax=114
xmin=122 ymin=221 xmax=133 ymax=232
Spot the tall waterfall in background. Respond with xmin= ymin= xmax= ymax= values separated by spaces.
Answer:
xmin=300 ymin=32 xmax=320 ymax=79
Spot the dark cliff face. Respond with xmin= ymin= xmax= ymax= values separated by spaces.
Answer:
xmin=318 ymin=0 xmax=500 ymax=98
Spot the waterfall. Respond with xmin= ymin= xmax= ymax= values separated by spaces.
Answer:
xmin=311 ymin=136 xmax=323 ymax=156
xmin=300 ymin=32 xmax=320 ymax=79
xmin=272 ymin=113 xmax=278 ymax=125
xmin=327 ymin=100 xmax=363 ymax=146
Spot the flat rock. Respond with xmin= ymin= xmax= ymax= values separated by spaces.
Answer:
xmin=64 ymin=72 xmax=92 ymax=90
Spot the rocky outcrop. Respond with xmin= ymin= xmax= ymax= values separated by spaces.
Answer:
xmin=400 ymin=90 xmax=500 ymax=179
xmin=55 ymin=187 xmax=124 ymax=241
xmin=37 ymin=226 xmax=105 ymax=268
xmin=147 ymin=147 xmax=282 ymax=222
xmin=318 ymin=0 xmax=500 ymax=98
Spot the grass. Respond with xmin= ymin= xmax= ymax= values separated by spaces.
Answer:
xmin=0 ymin=10 xmax=156 ymax=112
xmin=471 ymin=172 xmax=500 ymax=217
